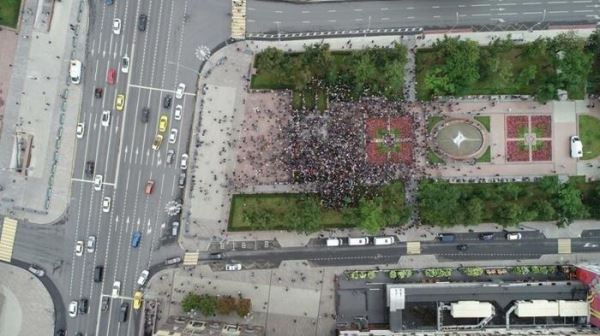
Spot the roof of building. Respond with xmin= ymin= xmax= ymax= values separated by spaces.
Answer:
xmin=515 ymin=300 xmax=559 ymax=317
xmin=450 ymin=301 xmax=494 ymax=318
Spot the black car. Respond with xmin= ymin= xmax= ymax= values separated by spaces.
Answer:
xmin=79 ymin=298 xmax=89 ymax=314
xmin=138 ymin=14 xmax=147 ymax=31
xmin=94 ymin=265 xmax=103 ymax=282
xmin=120 ymin=302 xmax=129 ymax=322
xmin=163 ymin=95 xmax=172 ymax=109
xmin=141 ymin=107 xmax=150 ymax=123
xmin=478 ymin=232 xmax=494 ymax=240
xmin=55 ymin=330 xmax=65 ymax=336
xmin=85 ymin=161 xmax=95 ymax=177
xmin=94 ymin=87 xmax=103 ymax=98
xmin=456 ymin=244 xmax=468 ymax=251
xmin=101 ymin=296 xmax=110 ymax=312
xmin=178 ymin=172 xmax=186 ymax=188
xmin=209 ymin=252 xmax=223 ymax=260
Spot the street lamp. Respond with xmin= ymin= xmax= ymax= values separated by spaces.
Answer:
xmin=275 ymin=21 xmax=281 ymax=41
xmin=364 ymin=15 xmax=372 ymax=37
xmin=529 ymin=9 xmax=547 ymax=32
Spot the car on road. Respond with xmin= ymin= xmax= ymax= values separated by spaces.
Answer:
xmin=506 ymin=232 xmax=522 ymax=240
xmin=94 ymin=266 xmax=103 ymax=282
xmin=55 ymin=329 xmax=65 ymax=336
xmin=112 ymin=18 xmax=121 ymax=35
xmin=131 ymin=231 xmax=142 ymax=248
xmin=95 ymin=87 xmax=103 ymax=98
xmin=85 ymin=161 xmax=94 ymax=177
xmin=225 ymin=263 xmax=242 ymax=271
xmin=133 ymin=291 xmax=143 ymax=310
xmin=178 ymin=172 xmax=186 ymax=188
xmin=209 ymin=252 xmax=223 ymax=260
xmin=112 ymin=281 xmax=121 ymax=297
xmin=141 ymin=107 xmax=150 ymax=123
xmin=28 ymin=264 xmax=45 ymax=277
xmin=120 ymin=302 xmax=129 ymax=322
xmin=175 ymin=83 xmax=185 ymax=99
xmin=93 ymin=174 xmax=103 ymax=191
xmin=165 ymin=256 xmax=182 ymax=265
xmin=456 ymin=244 xmax=468 ymax=251
xmin=107 ymin=68 xmax=116 ymax=84
xmin=102 ymin=196 xmax=111 ymax=212
xmin=105 ymin=0 xmax=113 ymax=5
xmin=171 ymin=221 xmax=179 ymax=237
xmin=168 ymin=128 xmax=178 ymax=144
xmin=174 ymin=105 xmax=182 ymax=120
xmin=68 ymin=300 xmax=78 ymax=318
xmin=166 ymin=149 xmax=175 ymax=165
xmin=152 ymin=134 xmax=163 ymax=151
xmin=78 ymin=298 xmax=89 ymax=314
xmin=163 ymin=95 xmax=172 ymax=109
xmin=115 ymin=94 xmax=125 ymax=111
xmin=75 ymin=240 xmax=84 ymax=256
xmin=571 ymin=135 xmax=583 ymax=158
xmin=121 ymin=55 xmax=129 ymax=73
xmin=144 ymin=179 xmax=155 ymax=194
xmin=101 ymin=296 xmax=110 ymax=311
xmin=76 ymin=123 xmax=85 ymax=139
xmin=138 ymin=14 xmax=147 ymax=31
xmin=101 ymin=110 xmax=111 ymax=127
xmin=478 ymin=232 xmax=494 ymax=240
xmin=86 ymin=235 xmax=96 ymax=253
xmin=158 ymin=115 xmax=168 ymax=133
xmin=137 ymin=269 xmax=149 ymax=286
xmin=180 ymin=153 xmax=188 ymax=170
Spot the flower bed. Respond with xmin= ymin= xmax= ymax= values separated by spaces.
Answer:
xmin=506 ymin=140 xmax=529 ymax=162
xmin=532 ymin=140 xmax=552 ymax=161
xmin=531 ymin=115 xmax=552 ymax=138
xmin=390 ymin=117 xmax=413 ymax=139
xmin=366 ymin=118 xmax=387 ymax=139
xmin=366 ymin=117 xmax=414 ymax=165
xmin=366 ymin=142 xmax=387 ymax=164
xmin=506 ymin=116 xmax=529 ymax=138
xmin=391 ymin=143 xmax=414 ymax=164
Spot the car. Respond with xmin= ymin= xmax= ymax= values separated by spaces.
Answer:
xmin=102 ymin=196 xmax=111 ymax=212
xmin=506 ymin=232 xmax=522 ymax=240
xmin=121 ymin=55 xmax=129 ymax=73
xmin=79 ymin=298 xmax=89 ymax=314
xmin=180 ymin=153 xmax=188 ymax=170
xmin=75 ymin=123 xmax=85 ymax=139
xmin=68 ymin=300 xmax=78 ymax=318
xmin=75 ymin=240 xmax=84 ymax=256
xmin=478 ymin=232 xmax=494 ymax=240
xmin=174 ymin=105 xmax=182 ymax=120
xmin=166 ymin=149 xmax=175 ymax=165
xmin=225 ymin=263 xmax=242 ymax=271
xmin=94 ymin=266 xmax=103 ymax=282
xmin=171 ymin=221 xmax=179 ymax=236
xmin=28 ymin=264 xmax=45 ymax=277
xmin=95 ymin=87 xmax=103 ymax=98
xmin=115 ymin=94 xmax=125 ymax=111
xmin=152 ymin=134 xmax=163 ymax=151
xmin=85 ymin=161 xmax=95 ymax=177
xmin=571 ymin=135 xmax=583 ymax=158
xmin=55 ymin=329 xmax=66 ymax=336
xmin=144 ymin=180 xmax=155 ymax=194
xmin=107 ymin=68 xmax=116 ymax=84
xmin=133 ymin=291 xmax=143 ymax=310
xmin=101 ymin=296 xmax=110 ymax=311
xmin=112 ymin=281 xmax=121 ymax=297
xmin=94 ymin=174 xmax=103 ymax=191
xmin=456 ymin=244 xmax=468 ymax=251
xmin=105 ymin=0 xmax=113 ymax=5
xmin=141 ymin=107 xmax=150 ymax=123
xmin=163 ymin=95 xmax=172 ymax=109
xmin=168 ymin=128 xmax=178 ymax=144
xmin=175 ymin=83 xmax=185 ymax=99
xmin=86 ymin=235 xmax=96 ymax=253
xmin=178 ymin=172 xmax=186 ymax=188
xmin=137 ymin=269 xmax=149 ymax=286
xmin=120 ymin=302 xmax=129 ymax=322
xmin=158 ymin=115 xmax=168 ymax=133
xmin=165 ymin=256 xmax=182 ymax=265
xmin=101 ymin=110 xmax=111 ymax=127
xmin=138 ymin=14 xmax=147 ymax=31
xmin=209 ymin=252 xmax=223 ymax=260
xmin=131 ymin=231 xmax=142 ymax=247
xmin=112 ymin=18 xmax=121 ymax=35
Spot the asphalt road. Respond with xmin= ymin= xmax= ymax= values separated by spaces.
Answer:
xmin=247 ymin=0 xmax=600 ymax=34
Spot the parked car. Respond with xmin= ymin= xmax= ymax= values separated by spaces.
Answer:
xmin=86 ymin=235 xmax=96 ymax=253
xmin=165 ymin=256 xmax=182 ymax=265
xmin=570 ymin=135 xmax=583 ymax=158
xmin=131 ymin=231 xmax=142 ymax=247
xmin=28 ymin=264 xmax=45 ymax=277
xmin=75 ymin=240 xmax=84 ymax=256
xmin=112 ymin=18 xmax=121 ymax=35
xmin=478 ymin=232 xmax=494 ymax=240
xmin=209 ymin=252 xmax=223 ymax=260
xmin=68 ymin=300 xmax=78 ymax=318
xmin=105 ymin=0 xmax=113 ymax=5
xmin=152 ymin=134 xmax=163 ymax=151
xmin=175 ymin=83 xmax=185 ymax=99
xmin=506 ymin=232 xmax=522 ymax=240
xmin=163 ymin=95 xmax=172 ymax=109
xmin=137 ymin=269 xmax=149 ymax=286
xmin=456 ymin=244 xmax=468 ymax=251
xmin=180 ymin=153 xmax=188 ymax=170
xmin=178 ymin=172 xmax=186 ymax=188
xmin=225 ymin=263 xmax=242 ymax=271
xmin=138 ymin=14 xmax=147 ymax=31
xmin=171 ymin=221 xmax=179 ymax=237
xmin=76 ymin=123 xmax=85 ymax=139
xmin=168 ymin=128 xmax=178 ymax=144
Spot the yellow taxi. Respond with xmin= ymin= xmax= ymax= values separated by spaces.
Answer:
xmin=115 ymin=94 xmax=125 ymax=111
xmin=133 ymin=291 xmax=143 ymax=310
xmin=158 ymin=115 xmax=168 ymax=133
xmin=152 ymin=134 xmax=163 ymax=151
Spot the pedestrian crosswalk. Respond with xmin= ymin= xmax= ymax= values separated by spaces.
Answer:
xmin=231 ymin=0 xmax=246 ymax=39
xmin=183 ymin=252 xmax=199 ymax=266
xmin=557 ymin=238 xmax=571 ymax=254
xmin=406 ymin=241 xmax=421 ymax=255
xmin=0 ymin=217 xmax=18 ymax=262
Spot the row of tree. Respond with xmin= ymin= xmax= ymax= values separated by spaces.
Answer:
xmin=181 ymin=293 xmax=251 ymax=318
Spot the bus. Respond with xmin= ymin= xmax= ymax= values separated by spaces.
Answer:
xmin=70 ymin=60 xmax=82 ymax=84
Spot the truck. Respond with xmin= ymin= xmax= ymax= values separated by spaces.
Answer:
xmin=348 ymin=237 xmax=369 ymax=246
xmin=69 ymin=60 xmax=82 ymax=84
xmin=374 ymin=236 xmax=394 ymax=245
xmin=326 ymin=238 xmax=342 ymax=247
xmin=437 ymin=233 xmax=456 ymax=242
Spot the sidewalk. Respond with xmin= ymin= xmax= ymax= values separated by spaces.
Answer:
xmin=0 ymin=0 xmax=89 ymax=224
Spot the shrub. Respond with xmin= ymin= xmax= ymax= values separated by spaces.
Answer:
xmin=461 ymin=267 xmax=484 ymax=277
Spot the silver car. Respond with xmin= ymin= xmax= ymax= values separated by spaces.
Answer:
xmin=86 ymin=235 xmax=96 ymax=253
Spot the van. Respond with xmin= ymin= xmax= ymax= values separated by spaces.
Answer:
xmin=348 ymin=237 xmax=369 ymax=246
xmin=326 ymin=238 xmax=342 ymax=247
xmin=94 ymin=266 xmax=104 ymax=282
xmin=374 ymin=236 xmax=394 ymax=245
xmin=69 ymin=60 xmax=82 ymax=84
xmin=438 ymin=233 xmax=456 ymax=242
xmin=171 ymin=221 xmax=180 ymax=236
xmin=506 ymin=232 xmax=522 ymax=240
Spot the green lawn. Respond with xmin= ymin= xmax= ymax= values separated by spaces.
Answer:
xmin=0 ymin=0 xmax=21 ymax=28
xmin=579 ymin=115 xmax=600 ymax=160
xmin=476 ymin=146 xmax=491 ymax=163
xmin=474 ymin=116 xmax=491 ymax=132
xmin=427 ymin=116 xmax=443 ymax=131
xmin=427 ymin=150 xmax=445 ymax=164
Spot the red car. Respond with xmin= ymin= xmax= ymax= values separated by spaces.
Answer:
xmin=107 ymin=68 xmax=117 ymax=85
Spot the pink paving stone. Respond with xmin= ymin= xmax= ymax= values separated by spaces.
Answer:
xmin=506 ymin=115 xmax=529 ymax=138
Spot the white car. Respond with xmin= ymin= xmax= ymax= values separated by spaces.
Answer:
xmin=76 ymin=123 xmax=85 ymax=139
xmin=86 ymin=235 xmax=96 ymax=253
xmin=28 ymin=265 xmax=45 ymax=277
xmin=137 ymin=269 xmax=149 ymax=286
xmin=112 ymin=18 xmax=121 ymax=35
xmin=94 ymin=174 xmax=103 ymax=191
xmin=180 ymin=153 xmax=188 ymax=170
xmin=112 ymin=281 xmax=121 ymax=297
xmin=68 ymin=300 xmax=78 ymax=318
xmin=121 ymin=55 xmax=129 ymax=73
xmin=225 ymin=263 xmax=242 ymax=271
xmin=102 ymin=196 xmax=111 ymax=212
xmin=570 ymin=135 xmax=583 ymax=158
xmin=175 ymin=83 xmax=185 ymax=99
xmin=75 ymin=240 xmax=84 ymax=256
xmin=101 ymin=110 xmax=111 ymax=127
xmin=174 ymin=105 xmax=182 ymax=120
xmin=506 ymin=232 xmax=522 ymax=240
xmin=168 ymin=128 xmax=178 ymax=144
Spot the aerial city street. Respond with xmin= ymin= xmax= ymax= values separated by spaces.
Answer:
xmin=1 ymin=0 xmax=600 ymax=335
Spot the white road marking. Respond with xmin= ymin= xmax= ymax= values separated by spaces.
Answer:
xmin=574 ymin=9 xmax=594 ymax=13
xmin=573 ymin=0 xmax=592 ymax=3
xmin=523 ymin=12 xmax=543 ymax=15
xmin=498 ymin=12 xmax=518 ymax=16
xmin=406 ymin=16 xmax=415 ymax=19
xmin=547 ymin=1 xmax=567 ymax=4
xmin=548 ymin=10 xmax=569 ymax=13
xmin=327 ymin=9 xmax=336 ymax=13
xmin=355 ymin=18 xmax=363 ymax=21
xmin=247 ymin=7 xmax=255 ymax=11
xmin=380 ymin=7 xmax=389 ymax=11
xmin=381 ymin=17 xmax=390 ymax=21
xmin=472 ymin=13 xmax=492 ymax=16
xmin=302 ymin=20 xmax=311 ymax=23
xmin=328 ymin=19 xmax=337 ymax=23
xmin=406 ymin=6 xmax=414 ymax=10
xmin=301 ymin=10 xmax=310 ymax=13
xmin=471 ymin=3 xmax=491 ymax=7
xmin=522 ymin=2 xmax=542 ymax=4
xmin=353 ymin=8 xmax=363 ymax=12
xmin=432 ymin=5 xmax=440 ymax=9
xmin=274 ymin=10 xmax=282 ymax=13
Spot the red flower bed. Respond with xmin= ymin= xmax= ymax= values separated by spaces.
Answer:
xmin=506 ymin=140 xmax=529 ymax=162
xmin=506 ymin=116 xmax=529 ymax=138
xmin=389 ymin=117 xmax=413 ymax=139
xmin=366 ymin=142 xmax=387 ymax=165
xmin=366 ymin=118 xmax=388 ymax=139
xmin=391 ymin=143 xmax=413 ymax=164
xmin=532 ymin=141 xmax=552 ymax=161
xmin=531 ymin=115 xmax=552 ymax=138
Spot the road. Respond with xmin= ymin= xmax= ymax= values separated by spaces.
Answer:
xmin=247 ymin=0 xmax=600 ymax=34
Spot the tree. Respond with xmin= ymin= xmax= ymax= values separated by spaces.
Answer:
xmin=555 ymin=182 xmax=588 ymax=225
xmin=352 ymin=51 xmax=378 ymax=96
xmin=291 ymin=59 xmax=311 ymax=92
xmin=532 ymin=200 xmax=557 ymax=221
xmin=181 ymin=293 xmax=202 ymax=313
xmin=536 ymin=80 xmax=556 ymax=103
xmin=516 ymin=65 xmax=537 ymax=87
xmin=284 ymin=197 xmax=322 ymax=233
xmin=464 ymin=197 xmax=484 ymax=225
xmin=198 ymin=295 xmax=217 ymax=316
xmin=424 ymin=67 xmax=454 ymax=97
xmin=434 ymin=37 xmax=480 ymax=95
xmin=236 ymin=298 xmax=252 ymax=317
xmin=357 ymin=198 xmax=384 ymax=233
xmin=418 ymin=180 xmax=462 ymax=226
xmin=496 ymin=202 xmax=522 ymax=225
xmin=380 ymin=181 xmax=410 ymax=226
xmin=217 ymin=296 xmax=237 ymax=315
xmin=301 ymin=43 xmax=332 ymax=79
xmin=256 ymin=47 xmax=286 ymax=73
xmin=383 ymin=60 xmax=406 ymax=99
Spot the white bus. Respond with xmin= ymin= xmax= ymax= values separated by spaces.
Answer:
xmin=348 ymin=237 xmax=369 ymax=246
xmin=374 ymin=236 xmax=395 ymax=245
xmin=326 ymin=238 xmax=342 ymax=247
xmin=70 ymin=60 xmax=82 ymax=84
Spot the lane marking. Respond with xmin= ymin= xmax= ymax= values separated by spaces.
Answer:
xmin=548 ymin=10 xmax=569 ymax=13
xmin=353 ymin=8 xmax=363 ymax=12
xmin=471 ymin=3 xmax=491 ymax=6
xmin=523 ymin=11 xmax=543 ymax=14
xmin=472 ymin=13 xmax=492 ymax=16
